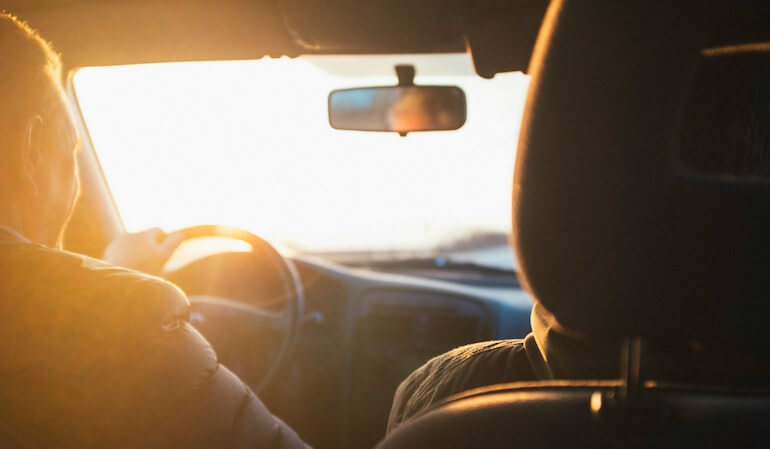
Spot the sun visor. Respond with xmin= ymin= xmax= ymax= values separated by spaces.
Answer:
xmin=279 ymin=0 xmax=465 ymax=53
xmin=15 ymin=0 xmax=303 ymax=67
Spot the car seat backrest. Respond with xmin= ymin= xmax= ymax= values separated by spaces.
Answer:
xmin=513 ymin=0 xmax=770 ymax=353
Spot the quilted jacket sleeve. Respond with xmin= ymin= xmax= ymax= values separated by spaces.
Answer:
xmin=0 ymin=238 xmax=310 ymax=449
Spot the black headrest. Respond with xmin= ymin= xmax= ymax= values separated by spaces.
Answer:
xmin=513 ymin=0 xmax=770 ymax=352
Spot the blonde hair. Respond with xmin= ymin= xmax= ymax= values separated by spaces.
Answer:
xmin=0 ymin=12 xmax=72 ymax=154
xmin=0 ymin=12 xmax=66 ymax=123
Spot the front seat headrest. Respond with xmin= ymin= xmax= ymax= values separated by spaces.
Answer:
xmin=512 ymin=0 xmax=770 ymax=353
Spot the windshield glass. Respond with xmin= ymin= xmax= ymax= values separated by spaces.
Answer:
xmin=73 ymin=54 xmax=529 ymax=270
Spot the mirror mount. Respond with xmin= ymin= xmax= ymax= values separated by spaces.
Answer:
xmin=395 ymin=64 xmax=416 ymax=87
xmin=395 ymin=65 xmax=416 ymax=136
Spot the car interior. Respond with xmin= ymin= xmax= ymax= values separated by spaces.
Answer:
xmin=3 ymin=0 xmax=769 ymax=448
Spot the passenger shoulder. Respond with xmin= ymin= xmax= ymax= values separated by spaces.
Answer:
xmin=388 ymin=339 xmax=532 ymax=432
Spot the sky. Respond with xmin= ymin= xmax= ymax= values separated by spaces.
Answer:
xmin=74 ymin=54 xmax=529 ymax=255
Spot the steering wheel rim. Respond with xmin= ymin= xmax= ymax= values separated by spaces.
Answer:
xmin=170 ymin=224 xmax=304 ymax=393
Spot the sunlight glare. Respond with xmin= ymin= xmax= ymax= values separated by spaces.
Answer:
xmin=73 ymin=55 xmax=529 ymax=254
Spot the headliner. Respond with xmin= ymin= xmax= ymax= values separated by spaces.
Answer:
xmin=3 ymin=0 xmax=547 ymax=74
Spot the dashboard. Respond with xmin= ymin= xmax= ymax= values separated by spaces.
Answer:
xmin=169 ymin=251 xmax=532 ymax=449
xmin=265 ymin=256 xmax=533 ymax=449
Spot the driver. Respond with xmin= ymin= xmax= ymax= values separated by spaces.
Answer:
xmin=0 ymin=14 xmax=310 ymax=449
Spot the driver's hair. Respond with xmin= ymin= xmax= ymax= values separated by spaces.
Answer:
xmin=0 ymin=13 xmax=67 ymax=147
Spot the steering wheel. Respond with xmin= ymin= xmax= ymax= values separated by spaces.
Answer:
xmin=166 ymin=225 xmax=304 ymax=393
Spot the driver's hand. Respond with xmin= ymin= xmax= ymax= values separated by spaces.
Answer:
xmin=102 ymin=228 xmax=183 ymax=275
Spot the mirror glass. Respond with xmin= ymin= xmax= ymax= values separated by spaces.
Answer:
xmin=329 ymin=86 xmax=466 ymax=133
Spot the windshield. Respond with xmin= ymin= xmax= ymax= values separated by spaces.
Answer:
xmin=73 ymin=54 xmax=529 ymax=270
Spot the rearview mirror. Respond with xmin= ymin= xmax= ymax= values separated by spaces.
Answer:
xmin=329 ymin=86 xmax=466 ymax=135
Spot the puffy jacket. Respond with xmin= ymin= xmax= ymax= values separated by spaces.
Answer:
xmin=0 ymin=227 xmax=310 ymax=449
